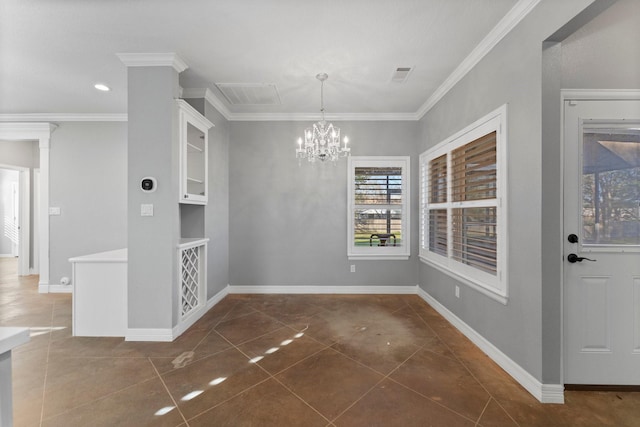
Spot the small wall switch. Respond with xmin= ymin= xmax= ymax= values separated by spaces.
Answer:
xmin=350 ymin=264 xmax=356 ymax=273
xmin=140 ymin=204 xmax=154 ymax=217
xmin=49 ymin=207 xmax=61 ymax=216
xmin=455 ymin=285 xmax=460 ymax=298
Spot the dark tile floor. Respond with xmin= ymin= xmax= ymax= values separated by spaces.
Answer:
xmin=3 ymin=258 xmax=640 ymax=426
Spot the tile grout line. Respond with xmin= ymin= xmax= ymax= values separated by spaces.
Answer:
xmin=475 ymin=397 xmax=492 ymax=427
xmin=149 ymin=357 xmax=190 ymax=426
xmin=38 ymin=297 xmax=57 ymax=427
xmin=406 ymin=302 xmax=522 ymax=427
xmin=195 ymin=320 xmax=335 ymax=424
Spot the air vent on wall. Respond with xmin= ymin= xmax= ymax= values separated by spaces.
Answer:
xmin=215 ymin=83 xmax=281 ymax=105
xmin=391 ymin=67 xmax=413 ymax=83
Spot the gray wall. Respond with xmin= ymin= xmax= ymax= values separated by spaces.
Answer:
xmin=418 ymin=0 xmax=595 ymax=383
xmin=204 ymin=101 xmax=231 ymax=298
xmin=49 ymin=122 xmax=127 ymax=284
xmin=127 ymin=66 xmax=181 ymax=330
xmin=229 ymin=120 xmax=419 ymax=287
xmin=561 ymin=0 xmax=640 ymax=89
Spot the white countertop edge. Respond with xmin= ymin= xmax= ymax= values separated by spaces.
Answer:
xmin=177 ymin=238 xmax=210 ymax=249
xmin=0 ymin=327 xmax=30 ymax=354
xmin=69 ymin=248 xmax=128 ymax=263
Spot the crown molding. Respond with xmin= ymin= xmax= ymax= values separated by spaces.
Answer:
xmin=183 ymin=0 xmax=538 ymax=123
xmin=0 ymin=122 xmax=57 ymax=139
xmin=227 ymin=112 xmax=422 ymax=122
xmin=0 ymin=113 xmax=128 ymax=122
xmin=182 ymin=88 xmax=420 ymax=122
xmin=5 ymin=3 xmax=539 ymax=125
xmin=116 ymin=53 xmax=189 ymax=73
xmin=416 ymin=0 xmax=541 ymax=119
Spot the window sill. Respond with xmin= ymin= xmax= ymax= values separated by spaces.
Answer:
xmin=419 ymin=255 xmax=508 ymax=305
xmin=348 ymin=254 xmax=410 ymax=261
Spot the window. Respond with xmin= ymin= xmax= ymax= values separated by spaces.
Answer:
xmin=348 ymin=156 xmax=410 ymax=260
xmin=420 ymin=105 xmax=507 ymax=302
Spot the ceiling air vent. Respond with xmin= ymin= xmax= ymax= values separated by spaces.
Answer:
xmin=215 ymin=83 xmax=281 ymax=105
xmin=391 ymin=67 xmax=413 ymax=83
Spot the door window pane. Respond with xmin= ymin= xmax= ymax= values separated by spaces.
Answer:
xmin=582 ymin=127 xmax=640 ymax=245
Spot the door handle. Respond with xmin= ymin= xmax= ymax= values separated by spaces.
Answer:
xmin=567 ymin=253 xmax=596 ymax=263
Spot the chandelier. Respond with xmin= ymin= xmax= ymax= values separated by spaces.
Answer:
xmin=296 ymin=73 xmax=350 ymax=163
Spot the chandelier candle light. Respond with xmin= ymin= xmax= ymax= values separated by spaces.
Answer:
xmin=296 ymin=73 xmax=350 ymax=163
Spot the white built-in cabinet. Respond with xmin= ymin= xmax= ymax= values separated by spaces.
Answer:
xmin=176 ymin=99 xmax=213 ymax=333
xmin=177 ymin=99 xmax=214 ymax=205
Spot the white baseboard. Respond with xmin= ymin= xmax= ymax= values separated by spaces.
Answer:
xmin=228 ymin=285 xmax=418 ymax=295
xmin=207 ymin=285 xmax=230 ymax=309
xmin=125 ymin=285 xmax=230 ymax=342
xmin=125 ymin=328 xmax=174 ymax=342
xmin=38 ymin=282 xmax=72 ymax=294
xmin=416 ymin=287 xmax=564 ymax=404
xmin=0 ymin=254 xmax=15 ymax=258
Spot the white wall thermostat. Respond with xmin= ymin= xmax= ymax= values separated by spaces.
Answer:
xmin=141 ymin=177 xmax=157 ymax=193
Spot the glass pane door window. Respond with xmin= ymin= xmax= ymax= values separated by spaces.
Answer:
xmin=582 ymin=126 xmax=640 ymax=247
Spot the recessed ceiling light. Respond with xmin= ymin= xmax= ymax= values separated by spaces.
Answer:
xmin=94 ymin=83 xmax=110 ymax=91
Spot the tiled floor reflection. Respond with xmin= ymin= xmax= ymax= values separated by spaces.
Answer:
xmin=3 ymin=258 xmax=640 ymax=426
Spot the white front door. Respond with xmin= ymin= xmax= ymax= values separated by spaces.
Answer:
xmin=563 ymin=99 xmax=640 ymax=385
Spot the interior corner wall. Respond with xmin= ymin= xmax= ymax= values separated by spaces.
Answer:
xmin=204 ymin=102 xmax=230 ymax=298
xmin=417 ymin=0 xmax=595 ymax=382
xmin=560 ymin=0 xmax=640 ymax=89
xmin=49 ymin=122 xmax=127 ymax=285
xmin=183 ymin=97 xmax=231 ymax=299
xmin=228 ymin=120 xmax=419 ymax=288
xmin=541 ymin=40 xmax=563 ymax=384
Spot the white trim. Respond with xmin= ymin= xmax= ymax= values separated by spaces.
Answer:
xmin=183 ymin=88 xmax=422 ymax=122
xmin=561 ymin=89 xmax=640 ymax=101
xmin=348 ymin=156 xmax=411 ymax=261
xmin=125 ymin=286 xmax=230 ymax=342
xmin=207 ymin=285 xmax=230 ymax=310
xmin=416 ymin=0 xmax=541 ymax=119
xmin=125 ymin=328 xmax=174 ymax=342
xmin=228 ymin=285 xmax=418 ymax=295
xmin=116 ymin=53 xmax=188 ymax=73
xmin=419 ymin=257 xmax=508 ymax=305
xmin=227 ymin=112 xmax=422 ymax=122
xmin=41 ymin=284 xmax=72 ymax=293
xmin=0 ymin=3 xmax=541 ymax=125
xmin=0 ymin=113 xmax=127 ymax=122
xmin=419 ymin=105 xmax=508 ymax=299
xmin=416 ymin=287 xmax=564 ymax=404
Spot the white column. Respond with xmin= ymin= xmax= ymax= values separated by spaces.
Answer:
xmin=38 ymin=136 xmax=50 ymax=292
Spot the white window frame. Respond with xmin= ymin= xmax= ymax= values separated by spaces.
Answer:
xmin=419 ymin=105 xmax=508 ymax=304
xmin=348 ymin=156 xmax=410 ymax=260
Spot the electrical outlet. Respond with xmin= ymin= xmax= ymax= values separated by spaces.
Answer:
xmin=455 ymin=285 xmax=460 ymax=298
xmin=350 ymin=264 xmax=356 ymax=273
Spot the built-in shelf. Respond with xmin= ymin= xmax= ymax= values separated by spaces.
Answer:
xmin=187 ymin=142 xmax=203 ymax=152
xmin=177 ymin=99 xmax=213 ymax=204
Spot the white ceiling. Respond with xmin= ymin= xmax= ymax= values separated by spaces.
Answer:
xmin=0 ymin=0 xmax=531 ymax=121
